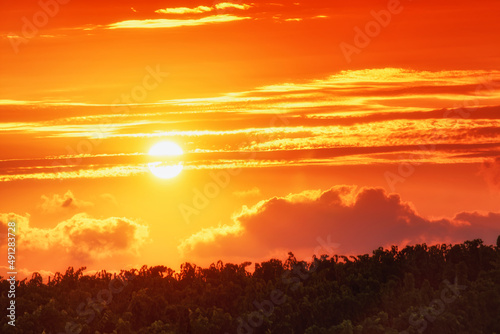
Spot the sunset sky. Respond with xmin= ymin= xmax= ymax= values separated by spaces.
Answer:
xmin=1 ymin=0 xmax=500 ymax=279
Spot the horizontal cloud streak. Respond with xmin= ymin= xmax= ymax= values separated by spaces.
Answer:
xmin=106 ymin=15 xmax=250 ymax=29
xmin=155 ymin=6 xmax=213 ymax=14
xmin=155 ymin=3 xmax=252 ymax=15
xmin=1 ymin=68 xmax=499 ymax=181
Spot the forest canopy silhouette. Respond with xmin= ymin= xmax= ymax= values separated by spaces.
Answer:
xmin=1 ymin=237 xmax=500 ymax=334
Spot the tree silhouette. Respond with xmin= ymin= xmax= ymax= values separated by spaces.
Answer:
xmin=1 ymin=236 xmax=499 ymax=333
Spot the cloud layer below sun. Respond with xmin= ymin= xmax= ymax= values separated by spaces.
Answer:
xmin=3 ymin=186 xmax=498 ymax=279
xmin=179 ymin=186 xmax=500 ymax=263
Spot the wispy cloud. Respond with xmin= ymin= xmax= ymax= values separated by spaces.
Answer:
xmin=2 ymin=68 xmax=499 ymax=182
xmin=214 ymin=2 xmax=253 ymax=11
xmin=39 ymin=190 xmax=94 ymax=214
xmin=233 ymin=187 xmax=261 ymax=197
xmin=106 ymin=14 xmax=250 ymax=30
xmin=155 ymin=3 xmax=253 ymax=15
xmin=0 ymin=165 xmax=147 ymax=182
xmin=155 ymin=6 xmax=213 ymax=15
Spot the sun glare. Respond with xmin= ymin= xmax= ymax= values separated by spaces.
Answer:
xmin=148 ymin=141 xmax=184 ymax=179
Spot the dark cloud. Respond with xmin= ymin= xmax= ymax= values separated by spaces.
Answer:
xmin=180 ymin=186 xmax=500 ymax=262
xmin=61 ymin=197 xmax=73 ymax=208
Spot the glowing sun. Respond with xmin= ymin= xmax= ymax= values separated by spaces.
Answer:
xmin=148 ymin=141 xmax=184 ymax=179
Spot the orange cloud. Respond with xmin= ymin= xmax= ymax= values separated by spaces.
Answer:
xmin=106 ymin=15 xmax=250 ymax=30
xmin=0 ymin=165 xmax=147 ymax=182
xmin=215 ymin=3 xmax=253 ymax=11
xmin=179 ymin=186 xmax=500 ymax=262
xmin=0 ymin=212 xmax=149 ymax=263
xmin=178 ymin=221 xmax=243 ymax=256
xmin=2 ymin=68 xmax=500 ymax=182
xmin=39 ymin=190 xmax=94 ymax=214
xmin=155 ymin=6 xmax=213 ymax=14
xmin=154 ymin=3 xmax=252 ymax=15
